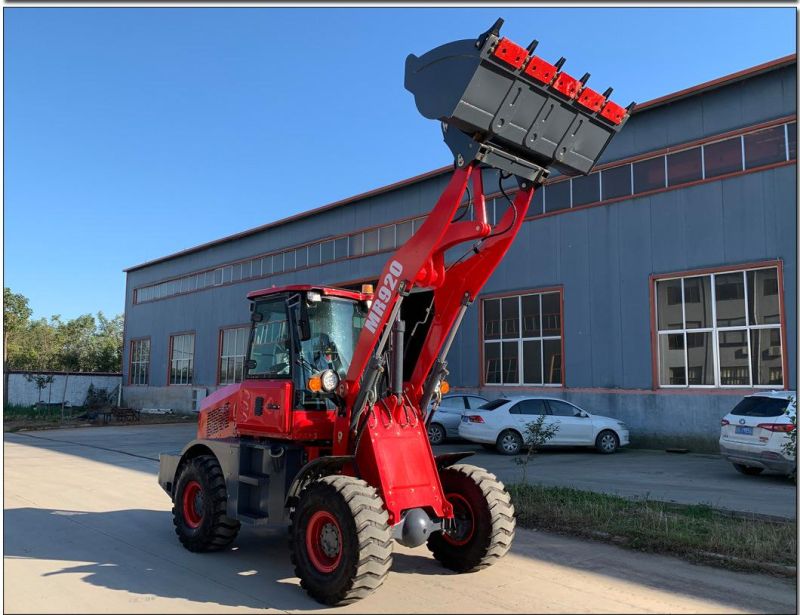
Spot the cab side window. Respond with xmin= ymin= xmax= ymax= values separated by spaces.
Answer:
xmin=248 ymin=300 xmax=291 ymax=378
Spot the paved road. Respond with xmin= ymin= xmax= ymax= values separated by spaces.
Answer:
xmin=4 ymin=424 xmax=796 ymax=614
xmin=9 ymin=423 xmax=794 ymax=518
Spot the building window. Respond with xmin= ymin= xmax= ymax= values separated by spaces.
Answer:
xmin=633 ymin=156 xmax=665 ymax=193
xmin=544 ymin=180 xmax=570 ymax=212
xmin=654 ymin=266 xmax=783 ymax=388
xmin=744 ymin=125 xmax=787 ymax=169
xmin=169 ymin=333 xmax=195 ymax=385
xmin=571 ymin=173 xmax=600 ymax=206
xmin=601 ymin=164 xmax=632 ymax=200
xmin=334 ymin=237 xmax=348 ymax=260
xmin=667 ymin=147 xmax=702 ymax=186
xmin=363 ymin=228 xmax=379 ymax=254
xmin=379 ymin=225 xmax=395 ymax=251
xmin=483 ymin=290 xmax=563 ymax=386
xmin=321 ymin=240 xmax=335 ymax=263
xmin=219 ymin=326 xmax=249 ymax=385
xmin=703 ymin=136 xmax=743 ymax=178
xmin=129 ymin=339 xmax=150 ymax=385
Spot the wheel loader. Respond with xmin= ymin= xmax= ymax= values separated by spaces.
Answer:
xmin=158 ymin=18 xmax=633 ymax=605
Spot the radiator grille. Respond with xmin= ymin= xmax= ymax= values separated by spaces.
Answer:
xmin=207 ymin=404 xmax=231 ymax=437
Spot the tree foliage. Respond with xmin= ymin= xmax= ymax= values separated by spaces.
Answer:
xmin=4 ymin=287 xmax=123 ymax=373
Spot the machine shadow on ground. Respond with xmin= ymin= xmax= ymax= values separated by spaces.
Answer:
xmin=3 ymin=506 xmax=459 ymax=612
xmin=5 ymin=505 xmax=794 ymax=614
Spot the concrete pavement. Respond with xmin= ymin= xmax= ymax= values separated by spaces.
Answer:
xmin=4 ymin=424 xmax=796 ymax=614
xmin=10 ymin=423 xmax=795 ymax=517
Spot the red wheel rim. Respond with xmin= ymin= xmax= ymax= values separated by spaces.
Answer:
xmin=182 ymin=480 xmax=204 ymax=529
xmin=443 ymin=493 xmax=475 ymax=546
xmin=305 ymin=510 xmax=342 ymax=573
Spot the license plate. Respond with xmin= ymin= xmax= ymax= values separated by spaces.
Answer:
xmin=735 ymin=426 xmax=753 ymax=435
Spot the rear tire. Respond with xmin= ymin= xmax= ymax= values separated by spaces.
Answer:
xmin=496 ymin=429 xmax=523 ymax=455
xmin=733 ymin=463 xmax=764 ymax=476
xmin=427 ymin=423 xmax=446 ymax=445
xmin=173 ymin=454 xmax=240 ymax=552
xmin=595 ymin=430 xmax=619 ymax=454
xmin=427 ymin=464 xmax=515 ymax=573
xmin=289 ymin=475 xmax=393 ymax=606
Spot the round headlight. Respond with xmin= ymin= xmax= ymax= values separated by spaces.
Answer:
xmin=320 ymin=369 xmax=340 ymax=393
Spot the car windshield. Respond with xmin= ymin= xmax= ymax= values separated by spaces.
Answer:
xmin=730 ymin=396 xmax=791 ymax=417
xmin=478 ymin=399 xmax=508 ymax=410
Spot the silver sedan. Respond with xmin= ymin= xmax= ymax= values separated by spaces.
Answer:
xmin=426 ymin=394 xmax=489 ymax=444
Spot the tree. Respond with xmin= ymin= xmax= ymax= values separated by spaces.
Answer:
xmin=4 ymin=288 xmax=124 ymax=373
xmin=514 ymin=414 xmax=560 ymax=483
xmin=4 ymin=288 xmax=32 ymax=366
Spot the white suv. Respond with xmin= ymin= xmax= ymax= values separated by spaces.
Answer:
xmin=719 ymin=391 xmax=796 ymax=477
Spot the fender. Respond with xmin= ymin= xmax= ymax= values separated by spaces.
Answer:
xmin=285 ymin=455 xmax=354 ymax=507
xmin=434 ymin=451 xmax=474 ymax=470
xmin=158 ymin=438 xmax=240 ymax=499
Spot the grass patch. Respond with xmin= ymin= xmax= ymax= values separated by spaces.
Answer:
xmin=3 ymin=404 xmax=196 ymax=432
xmin=509 ymin=483 xmax=796 ymax=576
xmin=4 ymin=404 xmax=85 ymax=421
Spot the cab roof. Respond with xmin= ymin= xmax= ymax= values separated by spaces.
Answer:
xmin=246 ymin=285 xmax=369 ymax=302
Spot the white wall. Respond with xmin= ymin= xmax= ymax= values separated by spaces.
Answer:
xmin=6 ymin=372 xmax=122 ymax=407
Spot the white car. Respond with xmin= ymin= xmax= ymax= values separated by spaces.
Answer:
xmin=426 ymin=394 xmax=489 ymax=445
xmin=719 ymin=390 xmax=796 ymax=477
xmin=458 ymin=396 xmax=630 ymax=455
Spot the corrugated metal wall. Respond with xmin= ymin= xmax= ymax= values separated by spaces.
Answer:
xmin=123 ymin=64 xmax=797 ymax=425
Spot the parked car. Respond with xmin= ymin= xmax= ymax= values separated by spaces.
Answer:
xmin=426 ymin=394 xmax=489 ymax=444
xmin=458 ymin=396 xmax=630 ymax=455
xmin=719 ymin=390 xmax=796 ymax=477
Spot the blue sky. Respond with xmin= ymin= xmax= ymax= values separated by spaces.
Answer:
xmin=5 ymin=7 xmax=795 ymax=320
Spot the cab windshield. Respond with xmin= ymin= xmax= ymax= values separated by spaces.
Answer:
xmin=298 ymin=297 xmax=366 ymax=382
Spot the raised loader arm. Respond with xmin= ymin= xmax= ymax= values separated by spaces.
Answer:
xmin=332 ymin=18 xmax=633 ymax=524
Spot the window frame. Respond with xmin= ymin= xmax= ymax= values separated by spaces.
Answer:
xmin=651 ymin=261 xmax=787 ymax=390
xmin=168 ymin=331 xmax=196 ymax=386
xmin=128 ymin=337 xmax=151 ymax=386
xmin=480 ymin=287 xmax=565 ymax=388
xmin=217 ymin=324 xmax=251 ymax=386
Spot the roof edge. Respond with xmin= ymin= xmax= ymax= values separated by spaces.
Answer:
xmin=125 ymin=53 xmax=796 ymax=274
xmin=633 ymin=53 xmax=796 ymax=113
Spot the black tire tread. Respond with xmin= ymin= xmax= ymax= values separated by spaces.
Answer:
xmin=289 ymin=475 xmax=392 ymax=606
xmin=428 ymin=463 xmax=515 ymax=572
xmin=172 ymin=454 xmax=240 ymax=552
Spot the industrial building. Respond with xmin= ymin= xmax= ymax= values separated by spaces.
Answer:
xmin=122 ymin=55 xmax=797 ymax=450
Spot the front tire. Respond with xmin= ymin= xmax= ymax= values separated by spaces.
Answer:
xmin=172 ymin=454 xmax=240 ymax=552
xmin=289 ymin=475 xmax=393 ymax=606
xmin=427 ymin=464 xmax=515 ymax=573
xmin=427 ymin=422 xmax=446 ymax=445
xmin=595 ymin=430 xmax=619 ymax=454
xmin=733 ymin=463 xmax=764 ymax=476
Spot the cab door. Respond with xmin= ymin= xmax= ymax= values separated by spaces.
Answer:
xmin=236 ymin=297 xmax=295 ymax=438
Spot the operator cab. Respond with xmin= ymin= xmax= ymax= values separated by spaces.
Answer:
xmin=246 ymin=285 xmax=370 ymax=411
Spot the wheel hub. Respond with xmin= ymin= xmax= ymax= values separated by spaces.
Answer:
xmin=319 ymin=522 xmax=340 ymax=558
xmin=306 ymin=510 xmax=343 ymax=573
xmin=443 ymin=493 xmax=475 ymax=546
xmin=182 ymin=480 xmax=204 ymax=529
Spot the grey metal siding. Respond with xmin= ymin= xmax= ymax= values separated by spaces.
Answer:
xmin=122 ymin=63 xmax=796 ymax=440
